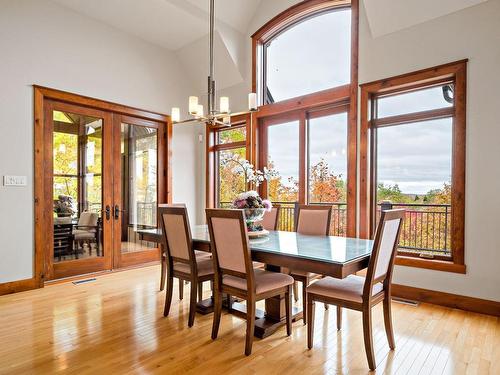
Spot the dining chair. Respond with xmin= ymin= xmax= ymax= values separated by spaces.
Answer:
xmin=158 ymin=204 xmax=209 ymax=299
xmin=289 ymin=204 xmax=333 ymax=324
xmin=252 ymin=204 xmax=281 ymax=270
xmin=260 ymin=204 xmax=280 ymax=231
xmin=306 ymin=209 xmax=405 ymax=371
xmin=73 ymin=211 xmax=99 ymax=256
xmin=206 ymin=208 xmax=294 ymax=356
xmin=159 ymin=205 xmax=214 ymax=327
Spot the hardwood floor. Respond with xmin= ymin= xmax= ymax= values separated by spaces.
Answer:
xmin=0 ymin=265 xmax=498 ymax=375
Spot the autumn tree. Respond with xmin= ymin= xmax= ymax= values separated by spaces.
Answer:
xmin=309 ymin=158 xmax=345 ymax=203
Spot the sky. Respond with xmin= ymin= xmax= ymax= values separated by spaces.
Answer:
xmin=265 ymin=8 xmax=452 ymax=196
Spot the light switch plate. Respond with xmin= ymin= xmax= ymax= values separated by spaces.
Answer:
xmin=3 ymin=175 xmax=27 ymax=186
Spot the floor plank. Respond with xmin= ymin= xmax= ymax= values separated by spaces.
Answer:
xmin=0 ymin=265 xmax=498 ymax=375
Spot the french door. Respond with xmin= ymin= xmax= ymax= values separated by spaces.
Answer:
xmin=112 ymin=115 xmax=165 ymax=268
xmin=44 ymin=99 xmax=166 ymax=280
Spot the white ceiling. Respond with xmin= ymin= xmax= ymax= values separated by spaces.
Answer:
xmin=50 ymin=0 xmax=261 ymax=51
xmin=363 ymin=0 xmax=489 ymax=37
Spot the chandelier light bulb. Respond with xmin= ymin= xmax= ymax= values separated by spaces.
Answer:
xmin=220 ymin=96 xmax=230 ymax=113
xmin=197 ymin=104 xmax=204 ymax=117
xmin=189 ymin=96 xmax=199 ymax=114
xmin=248 ymin=93 xmax=257 ymax=111
xmin=171 ymin=107 xmax=180 ymax=123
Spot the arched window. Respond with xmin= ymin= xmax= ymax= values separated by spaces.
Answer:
xmin=263 ymin=7 xmax=351 ymax=103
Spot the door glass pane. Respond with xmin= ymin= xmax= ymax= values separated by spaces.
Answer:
xmin=376 ymin=84 xmax=453 ymax=118
xmin=376 ymin=118 xmax=452 ymax=256
xmin=217 ymin=147 xmax=246 ymax=207
xmin=265 ymin=8 xmax=351 ymax=103
xmin=120 ymin=123 xmax=158 ymax=254
xmin=308 ymin=112 xmax=348 ymax=236
xmin=53 ymin=111 xmax=103 ymax=262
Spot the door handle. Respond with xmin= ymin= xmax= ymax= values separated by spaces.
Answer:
xmin=114 ymin=204 xmax=120 ymax=220
xmin=105 ymin=205 xmax=111 ymax=220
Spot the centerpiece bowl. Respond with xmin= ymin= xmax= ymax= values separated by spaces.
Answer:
xmin=232 ymin=191 xmax=272 ymax=235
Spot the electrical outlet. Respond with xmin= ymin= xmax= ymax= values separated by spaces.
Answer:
xmin=3 ymin=175 xmax=27 ymax=186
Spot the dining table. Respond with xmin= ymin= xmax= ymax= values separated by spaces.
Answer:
xmin=138 ymin=225 xmax=373 ymax=339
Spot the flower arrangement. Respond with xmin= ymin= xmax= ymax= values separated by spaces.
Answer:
xmin=232 ymin=191 xmax=272 ymax=232
xmin=220 ymin=155 xmax=278 ymax=188
xmin=53 ymin=195 xmax=75 ymax=217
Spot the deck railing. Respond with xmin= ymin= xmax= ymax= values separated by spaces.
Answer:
xmin=220 ymin=200 xmax=451 ymax=256
xmin=219 ymin=201 xmax=347 ymax=236
xmin=377 ymin=202 xmax=451 ymax=257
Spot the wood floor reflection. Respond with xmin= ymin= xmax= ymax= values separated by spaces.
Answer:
xmin=0 ymin=265 xmax=498 ymax=374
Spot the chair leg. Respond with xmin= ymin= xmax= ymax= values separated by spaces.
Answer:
xmin=188 ymin=280 xmax=197 ymax=327
xmin=362 ymin=308 xmax=376 ymax=371
xmin=159 ymin=255 xmax=167 ymax=291
xmin=198 ymin=282 xmax=203 ymax=302
xmin=178 ymin=279 xmax=184 ymax=300
xmin=383 ymin=296 xmax=395 ymax=349
xmin=336 ymin=306 xmax=342 ymax=330
xmin=307 ymin=297 xmax=315 ymax=349
xmin=285 ymin=285 xmax=292 ymax=336
xmin=302 ymin=280 xmax=307 ymax=325
xmin=293 ymin=281 xmax=299 ymax=302
xmin=245 ymin=300 xmax=256 ymax=356
xmin=211 ymin=289 xmax=223 ymax=340
xmin=163 ymin=274 xmax=174 ymax=317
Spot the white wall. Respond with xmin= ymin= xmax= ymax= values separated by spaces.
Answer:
xmin=359 ymin=0 xmax=500 ymax=301
xmin=212 ymin=0 xmax=500 ymax=301
xmin=0 ymin=0 xmax=200 ymax=283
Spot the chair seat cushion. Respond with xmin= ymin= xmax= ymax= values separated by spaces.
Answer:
xmin=223 ymin=269 xmax=294 ymax=295
xmin=306 ymin=275 xmax=383 ymax=303
xmin=73 ymin=229 xmax=95 ymax=240
xmin=173 ymin=257 xmax=213 ymax=277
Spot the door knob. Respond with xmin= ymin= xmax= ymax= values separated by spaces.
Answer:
xmin=114 ymin=204 xmax=121 ymax=220
xmin=105 ymin=205 xmax=111 ymax=220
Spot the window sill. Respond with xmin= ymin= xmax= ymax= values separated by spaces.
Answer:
xmin=395 ymin=256 xmax=466 ymax=274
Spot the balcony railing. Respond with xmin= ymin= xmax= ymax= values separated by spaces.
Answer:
xmin=220 ymin=200 xmax=451 ymax=257
xmin=219 ymin=201 xmax=347 ymax=237
xmin=377 ymin=202 xmax=451 ymax=257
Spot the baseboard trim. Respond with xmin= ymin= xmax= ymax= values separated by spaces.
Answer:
xmin=392 ymin=284 xmax=500 ymax=317
xmin=0 ymin=278 xmax=39 ymax=296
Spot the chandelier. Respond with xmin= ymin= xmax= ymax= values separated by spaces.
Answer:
xmin=170 ymin=0 xmax=258 ymax=127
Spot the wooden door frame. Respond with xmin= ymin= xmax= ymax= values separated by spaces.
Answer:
xmin=34 ymin=86 xmax=172 ymax=286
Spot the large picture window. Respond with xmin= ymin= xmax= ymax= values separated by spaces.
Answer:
xmin=360 ymin=60 xmax=467 ymax=273
xmin=252 ymin=0 xmax=358 ymax=237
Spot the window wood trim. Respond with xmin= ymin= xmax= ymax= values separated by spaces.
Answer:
xmin=359 ymin=60 xmax=467 ymax=273
xmin=206 ymin=113 xmax=252 ymax=208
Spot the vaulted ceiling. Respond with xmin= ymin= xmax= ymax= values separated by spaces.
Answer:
xmin=50 ymin=0 xmax=262 ymax=51
xmin=50 ymin=0 xmax=490 ymax=92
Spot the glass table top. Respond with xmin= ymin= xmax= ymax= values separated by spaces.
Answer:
xmin=188 ymin=225 xmax=373 ymax=265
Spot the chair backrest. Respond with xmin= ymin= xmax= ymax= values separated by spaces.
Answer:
xmin=158 ymin=205 xmax=194 ymax=266
xmin=260 ymin=204 xmax=280 ymax=231
xmin=206 ymin=209 xmax=254 ymax=291
xmin=295 ymin=204 xmax=332 ymax=236
xmin=78 ymin=211 xmax=98 ymax=226
xmin=363 ymin=209 xmax=405 ymax=298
